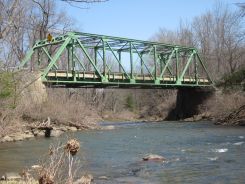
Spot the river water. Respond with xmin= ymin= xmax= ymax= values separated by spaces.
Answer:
xmin=0 ymin=121 xmax=245 ymax=183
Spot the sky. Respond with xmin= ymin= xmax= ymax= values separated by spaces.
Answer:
xmin=58 ymin=0 xmax=242 ymax=41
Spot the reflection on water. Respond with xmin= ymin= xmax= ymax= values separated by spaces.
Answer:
xmin=0 ymin=121 xmax=245 ymax=183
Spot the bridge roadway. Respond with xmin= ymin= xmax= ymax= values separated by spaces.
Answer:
xmin=45 ymin=70 xmax=211 ymax=88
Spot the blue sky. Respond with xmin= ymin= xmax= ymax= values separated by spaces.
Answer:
xmin=58 ymin=0 xmax=241 ymax=40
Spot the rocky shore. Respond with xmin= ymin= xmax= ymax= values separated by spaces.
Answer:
xmin=0 ymin=116 xmax=98 ymax=143
xmin=0 ymin=126 xmax=78 ymax=143
xmin=1 ymin=104 xmax=244 ymax=144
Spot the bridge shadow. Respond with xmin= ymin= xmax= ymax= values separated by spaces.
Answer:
xmin=166 ymin=87 xmax=214 ymax=120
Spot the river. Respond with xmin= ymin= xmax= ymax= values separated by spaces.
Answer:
xmin=0 ymin=121 xmax=245 ymax=183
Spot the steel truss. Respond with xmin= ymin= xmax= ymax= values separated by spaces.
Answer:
xmin=20 ymin=32 xmax=213 ymax=88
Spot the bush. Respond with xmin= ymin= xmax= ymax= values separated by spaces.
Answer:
xmin=0 ymin=72 xmax=15 ymax=99
xmin=125 ymin=94 xmax=135 ymax=111
xmin=217 ymin=68 xmax=245 ymax=90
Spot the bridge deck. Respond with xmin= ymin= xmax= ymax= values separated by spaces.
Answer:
xmin=44 ymin=70 xmax=211 ymax=88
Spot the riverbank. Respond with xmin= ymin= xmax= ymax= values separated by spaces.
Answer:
xmin=1 ymin=106 xmax=244 ymax=144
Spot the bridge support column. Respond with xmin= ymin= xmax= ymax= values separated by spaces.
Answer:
xmin=166 ymin=87 xmax=214 ymax=120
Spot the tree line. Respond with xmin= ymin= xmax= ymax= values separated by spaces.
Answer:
xmin=153 ymin=2 xmax=244 ymax=81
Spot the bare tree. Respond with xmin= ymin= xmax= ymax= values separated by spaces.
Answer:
xmin=236 ymin=3 xmax=245 ymax=17
xmin=155 ymin=2 xmax=245 ymax=80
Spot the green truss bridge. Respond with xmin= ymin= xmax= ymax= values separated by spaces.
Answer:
xmin=19 ymin=32 xmax=213 ymax=88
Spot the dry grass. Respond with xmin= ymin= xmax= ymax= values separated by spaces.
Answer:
xmin=140 ymin=90 xmax=177 ymax=120
xmin=0 ymin=110 xmax=23 ymax=137
xmin=36 ymin=139 xmax=83 ymax=184
xmin=18 ymin=89 xmax=100 ymax=129
xmin=0 ymin=180 xmax=38 ymax=184
xmin=200 ymin=90 xmax=245 ymax=118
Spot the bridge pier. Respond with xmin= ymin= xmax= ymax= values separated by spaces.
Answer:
xmin=166 ymin=87 xmax=214 ymax=120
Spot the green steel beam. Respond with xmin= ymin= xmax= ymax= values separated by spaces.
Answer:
xmin=106 ymin=41 xmax=130 ymax=79
xmin=42 ymin=37 xmax=71 ymax=80
xmin=19 ymin=47 xmax=34 ymax=68
xmin=74 ymin=53 xmax=86 ymax=71
xmin=41 ymin=47 xmax=58 ymax=70
xmin=76 ymin=38 xmax=104 ymax=80
xmin=176 ymin=51 xmax=195 ymax=85
xmin=130 ymin=42 xmax=134 ymax=79
xmin=132 ymin=43 xmax=154 ymax=79
xmin=196 ymin=52 xmax=214 ymax=84
xmin=19 ymin=31 xmax=214 ymax=88
xmin=159 ymin=49 xmax=175 ymax=78
xmin=102 ymin=39 xmax=106 ymax=76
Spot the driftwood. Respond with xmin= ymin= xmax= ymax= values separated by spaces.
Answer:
xmin=216 ymin=105 xmax=245 ymax=126
xmin=26 ymin=117 xmax=53 ymax=130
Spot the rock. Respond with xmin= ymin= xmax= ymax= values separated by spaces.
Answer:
xmin=3 ymin=172 xmax=22 ymax=181
xmin=102 ymin=125 xmax=115 ymax=130
xmin=142 ymin=154 xmax=166 ymax=161
xmin=98 ymin=176 xmax=108 ymax=180
xmin=183 ymin=117 xmax=194 ymax=121
xmin=59 ymin=126 xmax=69 ymax=132
xmin=115 ymin=176 xmax=151 ymax=183
xmin=74 ymin=174 xmax=93 ymax=184
xmin=67 ymin=126 xmax=78 ymax=132
xmin=1 ymin=136 xmax=13 ymax=142
xmin=193 ymin=115 xmax=203 ymax=121
xmin=32 ymin=165 xmax=42 ymax=170
xmin=13 ymin=135 xmax=25 ymax=141
xmin=23 ymin=133 xmax=35 ymax=139
xmin=50 ymin=130 xmax=63 ymax=137
xmin=24 ymin=130 xmax=31 ymax=134
xmin=33 ymin=130 xmax=45 ymax=137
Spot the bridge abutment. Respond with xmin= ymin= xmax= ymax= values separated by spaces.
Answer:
xmin=166 ymin=87 xmax=214 ymax=120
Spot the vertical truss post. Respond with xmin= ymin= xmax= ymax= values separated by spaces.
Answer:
xmin=159 ymin=55 xmax=163 ymax=74
xmin=153 ymin=45 xmax=157 ymax=80
xmin=94 ymin=47 xmax=98 ymax=66
xmin=196 ymin=52 xmax=214 ymax=84
xmin=71 ymin=40 xmax=76 ymax=80
xmin=140 ymin=53 xmax=143 ymax=75
xmin=76 ymin=38 xmax=104 ymax=80
xmin=132 ymin=44 xmax=154 ymax=79
xmin=129 ymin=42 xmax=134 ymax=82
xmin=176 ymin=50 xmax=195 ymax=85
xmin=67 ymin=46 xmax=71 ymax=71
xmin=102 ymin=39 xmax=106 ymax=77
xmin=160 ymin=49 xmax=175 ymax=78
xmin=106 ymin=42 xmax=130 ymax=79
xmin=38 ymin=49 xmax=41 ymax=66
xmin=118 ymin=51 xmax=121 ymax=73
xmin=175 ymin=48 xmax=179 ymax=82
xmin=72 ymin=42 xmax=75 ymax=71
xmin=194 ymin=54 xmax=198 ymax=84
